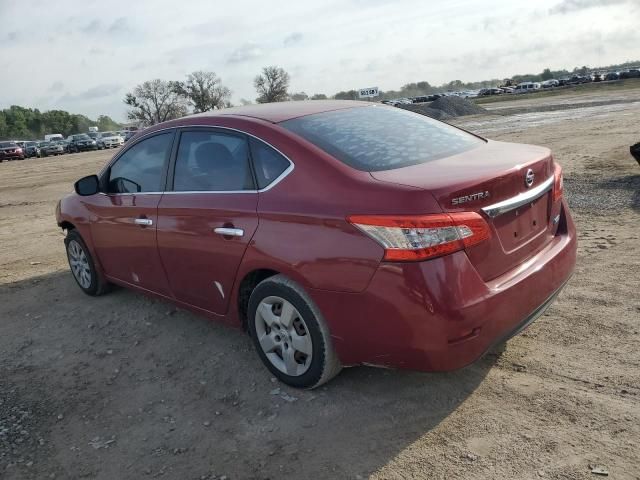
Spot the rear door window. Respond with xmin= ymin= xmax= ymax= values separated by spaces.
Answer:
xmin=172 ymin=130 xmax=254 ymax=192
xmin=249 ymin=138 xmax=291 ymax=189
xmin=281 ymin=105 xmax=483 ymax=172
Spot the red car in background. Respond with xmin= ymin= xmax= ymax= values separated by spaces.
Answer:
xmin=0 ymin=141 xmax=25 ymax=161
xmin=56 ymin=101 xmax=576 ymax=388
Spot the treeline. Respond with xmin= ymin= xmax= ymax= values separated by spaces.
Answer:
xmin=333 ymin=60 xmax=640 ymax=100
xmin=0 ymin=106 xmax=122 ymax=141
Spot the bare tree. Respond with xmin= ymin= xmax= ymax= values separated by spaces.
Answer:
xmin=254 ymin=66 xmax=290 ymax=103
xmin=173 ymin=71 xmax=232 ymax=113
xmin=124 ymin=79 xmax=188 ymax=126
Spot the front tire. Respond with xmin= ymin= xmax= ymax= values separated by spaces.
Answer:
xmin=247 ymin=275 xmax=341 ymax=388
xmin=64 ymin=230 xmax=110 ymax=296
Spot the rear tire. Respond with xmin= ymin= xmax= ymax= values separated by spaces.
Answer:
xmin=64 ymin=229 xmax=110 ymax=296
xmin=247 ymin=275 xmax=342 ymax=388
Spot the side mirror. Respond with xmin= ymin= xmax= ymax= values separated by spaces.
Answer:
xmin=74 ymin=175 xmax=100 ymax=196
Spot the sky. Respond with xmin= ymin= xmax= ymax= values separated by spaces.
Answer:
xmin=0 ymin=0 xmax=639 ymax=122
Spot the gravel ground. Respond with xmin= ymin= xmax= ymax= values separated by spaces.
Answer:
xmin=0 ymin=89 xmax=639 ymax=479
xmin=564 ymin=173 xmax=640 ymax=213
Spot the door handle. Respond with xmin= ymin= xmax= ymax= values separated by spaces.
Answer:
xmin=134 ymin=218 xmax=153 ymax=226
xmin=214 ymin=227 xmax=244 ymax=237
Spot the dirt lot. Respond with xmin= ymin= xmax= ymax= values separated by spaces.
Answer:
xmin=1 ymin=88 xmax=639 ymax=479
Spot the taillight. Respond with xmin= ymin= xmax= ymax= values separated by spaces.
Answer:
xmin=553 ymin=163 xmax=563 ymax=202
xmin=348 ymin=212 xmax=491 ymax=261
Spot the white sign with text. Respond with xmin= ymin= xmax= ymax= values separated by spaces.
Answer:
xmin=358 ymin=87 xmax=379 ymax=98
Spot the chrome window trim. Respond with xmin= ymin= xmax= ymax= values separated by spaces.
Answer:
xmin=99 ymin=124 xmax=295 ymax=194
xmin=481 ymin=176 xmax=554 ymax=218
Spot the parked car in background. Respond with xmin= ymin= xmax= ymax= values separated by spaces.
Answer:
xmin=604 ymin=72 xmax=619 ymax=81
xmin=99 ymin=131 xmax=124 ymax=148
xmin=87 ymin=131 xmax=106 ymax=149
xmin=67 ymin=134 xmax=98 ymax=152
xmin=44 ymin=134 xmax=64 ymax=142
xmin=568 ymin=75 xmax=591 ymax=85
xmin=0 ymin=141 xmax=25 ymax=161
xmin=620 ymin=69 xmax=640 ymax=79
xmin=591 ymin=73 xmax=603 ymax=82
xmin=56 ymin=140 xmax=73 ymax=153
xmin=37 ymin=141 xmax=50 ymax=156
xmin=124 ymin=131 xmax=137 ymax=142
xmin=541 ymin=79 xmax=559 ymax=88
xmin=57 ymin=101 xmax=576 ymax=388
xmin=40 ymin=141 xmax=65 ymax=156
xmin=515 ymin=82 xmax=541 ymax=93
xmin=479 ymin=88 xmax=503 ymax=96
xmin=24 ymin=141 xmax=41 ymax=158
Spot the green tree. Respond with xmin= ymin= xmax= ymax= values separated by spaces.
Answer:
xmin=290 ymin=92 xmax=309 ymax=101
xmin=541 ymin=68 xmax=553 ymax=80
xmin=254 ymin=66 xmax=290 ymax=103
xmin=310 ymin=93 xmax=327 ymax=100
xmin=97 ymin=115 xmax=120 ymax=131
xmin=334 ymin=90 xmax=357 ymax=100
xmin=0 ymin=112 xmax=7 ymax=138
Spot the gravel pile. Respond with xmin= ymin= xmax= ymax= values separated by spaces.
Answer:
xmin=398 ymin=96 xmax=487 ymax=120
xmin=564 ymin=173 xmax=639 ymax=213
xmin=429 ymin=96 xmax=488 ymax=116
xmin=396 ymin=104 xmax=452 ymax=120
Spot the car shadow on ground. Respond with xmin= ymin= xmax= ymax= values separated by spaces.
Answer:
xmin=0 ymin=271 xmax=499 ymax=479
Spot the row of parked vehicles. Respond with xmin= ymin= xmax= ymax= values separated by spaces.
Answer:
xmin=477 ymin=69 xmax=640 ymax=97
xmin=0 ymin=129 xmax=138 ymax=161
xmin=382 ymin=68 xmax=640 ymax=104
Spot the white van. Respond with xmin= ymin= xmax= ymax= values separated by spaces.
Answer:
xmin=514 ymin=82 xmax=541 ymax=94
xmin=44 ymin=134 xmax=63 ymax=142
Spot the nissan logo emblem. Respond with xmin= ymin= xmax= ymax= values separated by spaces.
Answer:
xmin=525 ymin=169 xmax=535 ymax=188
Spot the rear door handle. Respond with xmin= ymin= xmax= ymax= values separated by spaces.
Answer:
xmin=134 ymin=218 xmax=153 ymax=226
xmin=214 ymin=227 xmax=244 ymax=237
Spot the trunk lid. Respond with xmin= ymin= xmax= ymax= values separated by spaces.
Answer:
xmin=370 ymin=140 xmax=557 ymax=280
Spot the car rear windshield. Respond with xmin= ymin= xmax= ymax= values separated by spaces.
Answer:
xmin=0 ymin=142 xmax=17 ymax=148
xmin=280 ymin=105 xmax=484 ymax=171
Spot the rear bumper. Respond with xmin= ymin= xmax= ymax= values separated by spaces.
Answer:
xmin=310 ymin=199 xmax=577 ymax=371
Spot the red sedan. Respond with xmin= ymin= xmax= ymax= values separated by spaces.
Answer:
xmin=56 ymin=101 xmax=576 ymax=388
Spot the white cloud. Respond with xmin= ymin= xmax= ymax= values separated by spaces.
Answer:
xmin=0 ymin=0 xmax=637 ymax=121
xmin=548 ymin=0 xmax=631 ymax=14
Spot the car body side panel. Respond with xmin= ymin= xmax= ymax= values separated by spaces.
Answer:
xmin=156 ymin=193 xmax=259 ymax=315
xmin=86 ymin=194 xmax=172 ymax=296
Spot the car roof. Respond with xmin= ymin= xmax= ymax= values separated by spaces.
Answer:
xmin=188 ymin=100 xmax=368 ymax=123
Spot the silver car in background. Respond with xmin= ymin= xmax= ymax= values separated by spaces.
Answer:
xmin=99 ymin=132 xmax=124 ymax=148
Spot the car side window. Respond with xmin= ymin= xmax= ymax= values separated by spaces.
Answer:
xmin=173 ymin=131 xmax=254 ymax=192
xmin=249 ymin=138 xmax=291 ymax=189
xmin=107 ymin=132 xmax=173 ymax=194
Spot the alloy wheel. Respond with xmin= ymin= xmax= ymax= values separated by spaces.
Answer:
xmin=67 ymin=240 xmax=92 ymax=289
